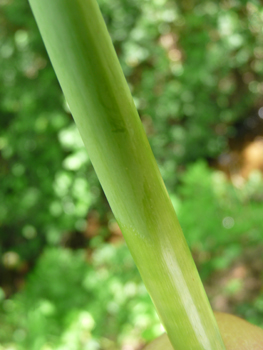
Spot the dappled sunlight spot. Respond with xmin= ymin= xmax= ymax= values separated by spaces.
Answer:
xmin=41 ymin=345 xmax=53 ymax=350
xmin=249 ymin=80 xmax=259 ymax=94
xmin=0 ymin=136 xmax=8 ymax=150
xmin=79 ymin=311 xmax=95 ymax=330
xmin=124 ymin=282 xmax=137 ymax=297
xmin=212 ymin=170 xmax=227 ymax=189
xmin=194 ymin=3 xmax=218 ymax=16
xmin=130 ymin=28 xmax=147 ymax=42
xmin=62 ymin=199 xmax=75 ymax=215
xmin=56 ymin=311 xmax=96 ymax=350
xmin=107 ymin=301 xmax=119 ymax=315
xmin=122 ymin=345 xmax=136 ymax=350
xmin=97 ymin=267 xmax=110 ymax=281
xmin=161 ymin=9 xmax=177 ymax=23
xmin=159 ymin=33 xmax=175 ymax=50
xmin=61 ymin=176 xmax=93 ymax=217
xmin=241 ymin=141 xmax=263 ymax=179
xmin=93 ymin=244 xmax=118 ymax=265
xmin=58 ymin=124 xmax=84 ymax=150
xmin=35 ymin=116 xmax=48 ymax=132
xmin=2 ymin=252 xmax=20 ymax=269
xmin=126 ymin=301 xmax=163 ymax=347
xmin=0 ymin=41 xmax=14 ymax=59
xmin=230 ymin=173 xmax=245 ymax=188
xmin=14 ymin=30 xmax=29 ymax=50
xmin=49 ymin=201 xmax=63 ymax=217
xmin=134 ymin=314 xmax=153 ymax=329
xmin=62 ymin=149 xmax=89 ymax=170
xmin=171 ymin=61 xmax=184 ymax=75
xmin=218 ymin=13 xmax=236 ymax=36
xmin=49 ymin=113 xmax=67 ymax=130
xmin=152 ymin=0 xmax=166 ymax=6
xmin=82 ymin=270 xmax=100 ymax=290
xmin=215 ymin=139 xmax=263 ymax=183
xmin=228 ymin=34 xmax=243 ymax=48
xmin=109 ymin=280 xmax=126 ymax=304
xmin=37 ymin=300 xmax=56 ymax=316
xmin=124 ymin=42 xmax=149 ymax=67
xmin=22 ymin=225 xmax=37 ymax=239
xmin=53 ymin=172 xmax=73 ymax=197
xmin=0 ymin=346 xmax=17 ymax=350
xmin=222 ymin=217 xmax=235 ymax=229
xmin=159 ymin=31 xmax=182 ymax=67
xmin=168 ymin=49 xmax=182 ymax=62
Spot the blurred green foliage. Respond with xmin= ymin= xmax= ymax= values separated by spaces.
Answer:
xmin=1 ymin=0 xmax=263 ymax=349
xmin=178 ymin=162 xmax=263 ymax=276
xmin=0 ymin=246 xmax=161 ymax=349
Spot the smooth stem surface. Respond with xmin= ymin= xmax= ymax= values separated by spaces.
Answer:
xmin=29 ymin=1 xmax=226 ymax=349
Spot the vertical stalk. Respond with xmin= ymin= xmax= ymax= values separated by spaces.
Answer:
xmin=29 ymin=1 xmax=226 ymax=349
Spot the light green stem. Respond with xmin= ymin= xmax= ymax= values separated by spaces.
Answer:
xmin=28 ymin=1 xmax=226 ymax=349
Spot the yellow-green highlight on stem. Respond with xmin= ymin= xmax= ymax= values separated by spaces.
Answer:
xmin=28 ymin=1 xmax=226 ymax=349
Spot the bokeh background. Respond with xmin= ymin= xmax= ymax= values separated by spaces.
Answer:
xmin=1 ymin=0 xmax=263 ymax=349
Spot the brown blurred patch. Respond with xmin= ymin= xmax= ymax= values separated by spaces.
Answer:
xmin=216 ymin=138 xmax=263 ymax=183
xmin=205 ymin=246 xmax=263 ymax=314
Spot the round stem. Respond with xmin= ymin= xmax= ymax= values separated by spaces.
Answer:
xmin=29 ymin=1 xmax=226 ymax=349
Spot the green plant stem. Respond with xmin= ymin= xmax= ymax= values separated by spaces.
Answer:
xmin=29 ymin=1 xmax=226 ymax=349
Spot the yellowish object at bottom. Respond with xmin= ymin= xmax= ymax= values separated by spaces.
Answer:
xmin=144 ymin=312 xmax=263 ymax=350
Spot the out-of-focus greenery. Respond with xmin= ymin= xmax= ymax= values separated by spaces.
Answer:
xmin=0 ymin=246 xmax=161 ymax=350
xmin=178 ymin=162 xmax=263 ymax=276
xmin=1 ymin=0 xmax=263 ymax=349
